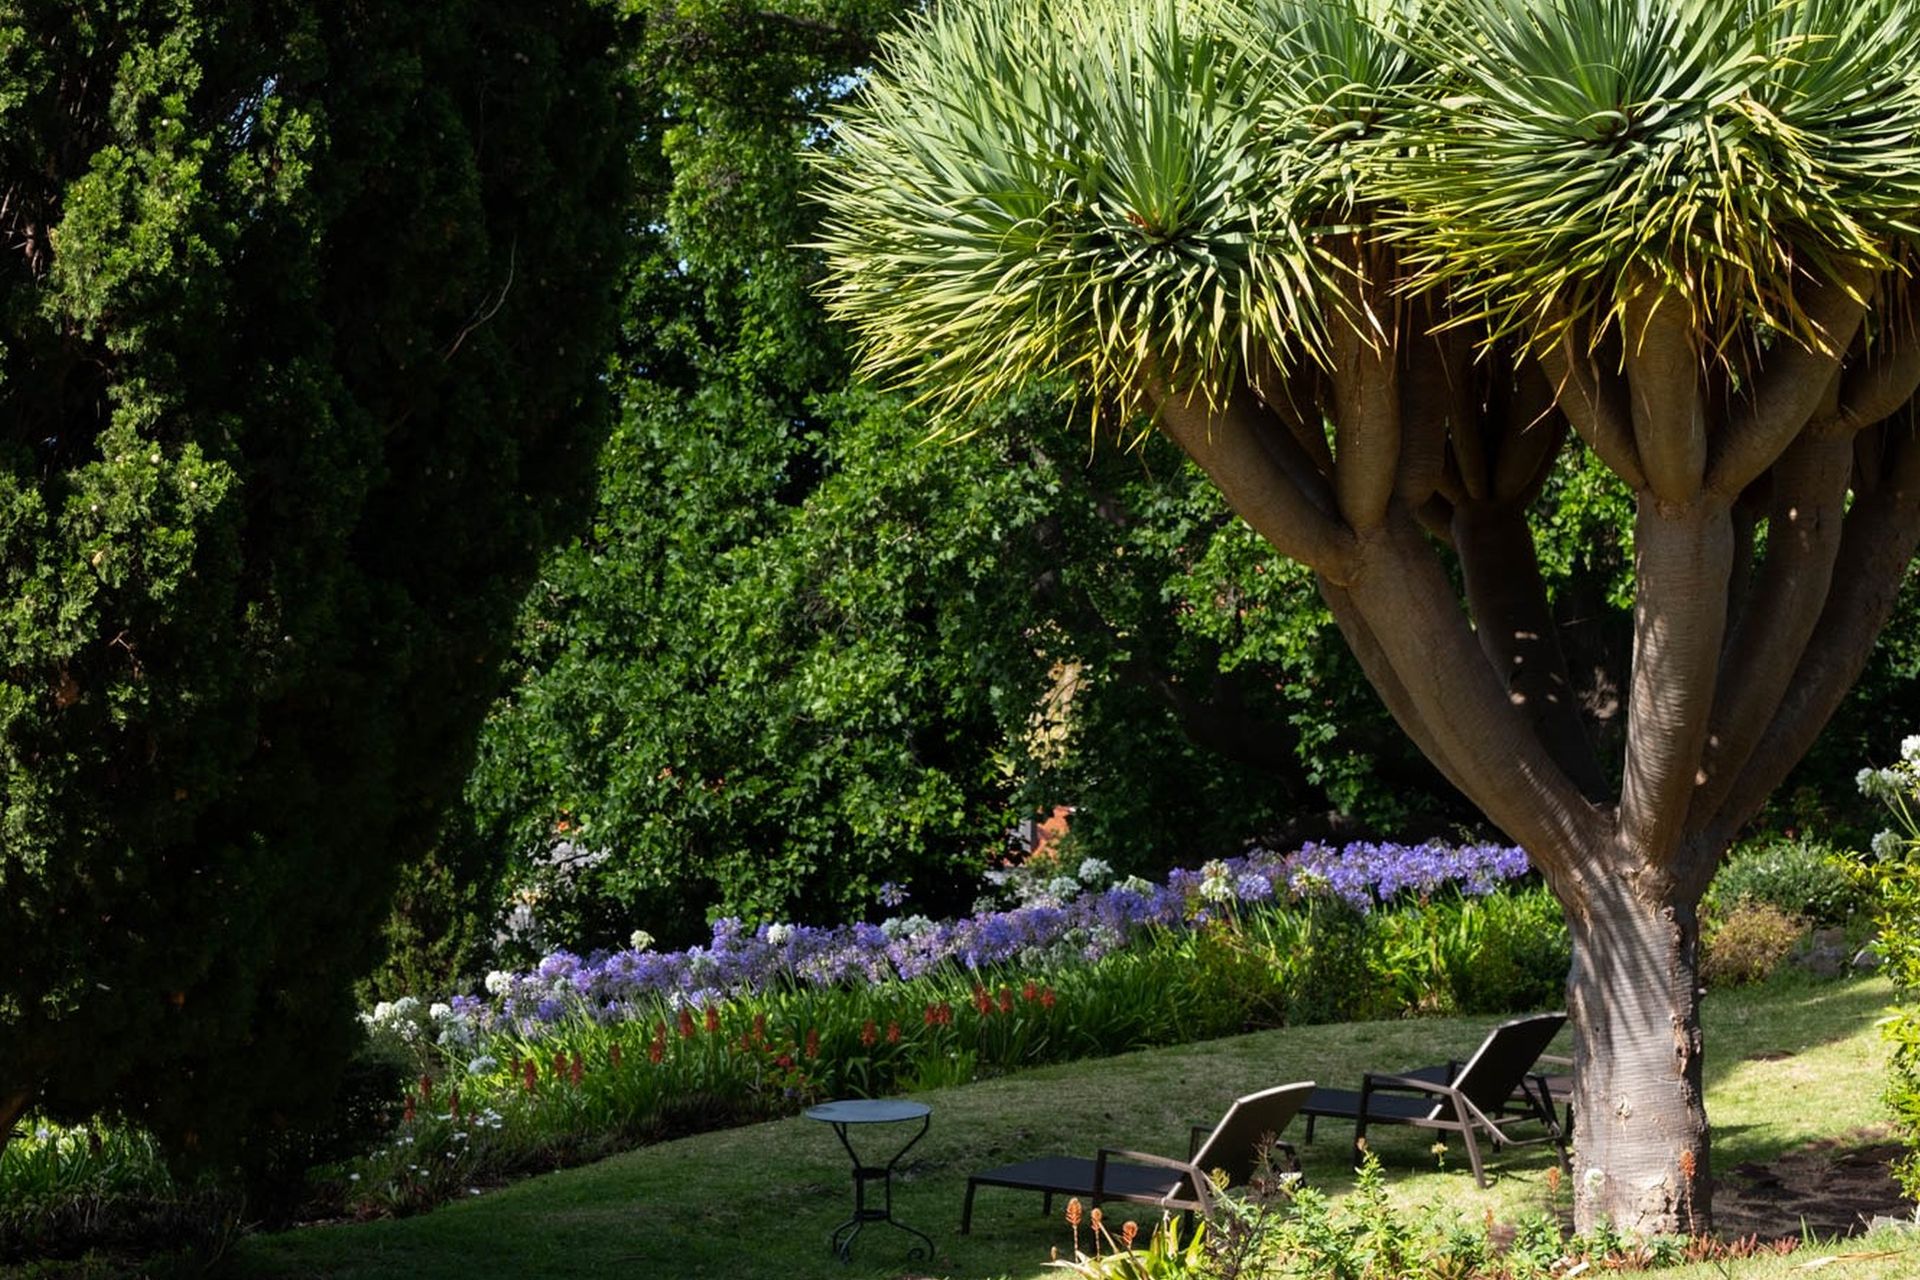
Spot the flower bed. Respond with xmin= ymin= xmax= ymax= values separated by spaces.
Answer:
xmin=444 ymin=841 xmax=1532 ymax=1037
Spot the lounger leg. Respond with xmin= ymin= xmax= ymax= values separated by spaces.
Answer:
xmin=962 ymin=1179 xmax=977 ymax=1234
xmin=1305 ymin=1115 xmax=1316 ymax=1143
xmin=1043 ymin=1191 xmax=1053 ymax=1216
xmin=1453 ymin=1099 xmax=1489 ymax=1189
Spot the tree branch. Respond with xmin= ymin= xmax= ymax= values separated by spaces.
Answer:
xmin=1539 ymin=309 xmax=1647 ymax=490
xmin=1688 ymin=434 xmax=1853 ymax=830
xmin=1453 ymin=500 xmax=1609 ymax=799
xmin=1249 ymin=351 xmax=1337 ymax=475
xmin=1397 ymin=329 xmax=1467 ymax=505
xmin=1622 ymin=284 xmax=1707 ymax=505
xmin=1709 ymin=264 xmax=1871 ymax=496
xmin=1154 ymin=383 xmax=1358 ymax=578
xmin=1491 ymin=363 xmax=1563 ymax=504
xmin=1618 ymin=497 xmax=1734 ymax=861
xmin=1320 ymin=579 xmax=1475 ymax=803
xmin=1840 ymin=293 xmax=1920 ymax=432
xmin=1330 ymin=302 xmax=1400 ymax=532
xmin=1340 ymin=509 xmax=1607 ymax=870
xmin=1701 ymin=427 xmax=1920 ymax=849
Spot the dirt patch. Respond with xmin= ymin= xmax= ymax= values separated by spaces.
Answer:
xmin=1714 ymin=1127 xmax=1913 ymax=1240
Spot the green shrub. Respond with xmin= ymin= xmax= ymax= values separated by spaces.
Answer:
xmin=1708 ymin=836 xmax=1871 ymax=928
xmin=1439 ymin=890 xmax=1571 ymax=1015
xmin=1701 ymin=901 xmax=1808 ymax=988
xmin=1859 ymin=735 xmax=1920 ymax=1198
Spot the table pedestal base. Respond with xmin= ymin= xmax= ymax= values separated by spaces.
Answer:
xmin=826 ymin=1163 xmax=935 ymax=1263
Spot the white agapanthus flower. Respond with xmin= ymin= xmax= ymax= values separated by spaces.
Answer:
xmin=1902 ymin=733 xmax=1920 ymax=764
xmin=1045 ymin=875 xmax=1082 ymax=901
xmin=1199 ymin=859 xmax=1234 ymax=904
xmin=629 ymin=929 xmax=655 ymax=952
xmin=1875 ymin=830 xmax=1909 ymax=859
xmin=388 ymin=996 xmax=421 ymax=1020
xmin=429 ymin=1002 xmax=452 ymax=1022
xmin=466 ymin=1055 xmax=499 ymax=1076
xmin=880 ymin=914 xmax=933 ymax=940
xmin=1860 ymin=766 xmax=1899 ymax=802
xmin=371 ymin=1001 xmax=395 ymax=1022
xmin=767 ymin=923 xmax=794 ymax=947
xmin=484 ymin=970 xmax=514 ymax=996
xmin=1075 ymin=856 xmax=1114 ymax=885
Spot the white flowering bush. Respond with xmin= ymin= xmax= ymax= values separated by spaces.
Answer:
xmin=1860 ymin=731 xmax=1920 ymax=1198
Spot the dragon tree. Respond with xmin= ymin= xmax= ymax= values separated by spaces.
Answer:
xmin=813 ymin=0 xmax=1920 ymax=1235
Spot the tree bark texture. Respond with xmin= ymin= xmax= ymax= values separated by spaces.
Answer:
xmin=1565 ymin=866 xmax=1710 ymax=1237
xmin=1151 ymin=270 xmax=1920 ymax=1235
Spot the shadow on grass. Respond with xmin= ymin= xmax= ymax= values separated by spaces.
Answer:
xmin=217 ymin=976 xmax=1898 ymax=1280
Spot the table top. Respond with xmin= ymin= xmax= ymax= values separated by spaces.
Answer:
xmin=805 ymin=1099 xmax=932 ymax=1125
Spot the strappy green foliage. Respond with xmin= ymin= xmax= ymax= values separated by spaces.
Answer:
xmin=813 ymin=0 xmax=1920 ymax=410
xmin=813 ymin=0 xmax=1342 ymax=418
xmin=1395 ymin=0 xmax=1920 ymax=351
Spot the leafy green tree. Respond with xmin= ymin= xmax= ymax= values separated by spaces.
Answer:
xmin=815 ymin=0 xmax=1920 ymax=1234
xmin=439 ymin=0 xmax=1452 ymax=968
xmin=0 ymin=0 xmax=631 ymax=1168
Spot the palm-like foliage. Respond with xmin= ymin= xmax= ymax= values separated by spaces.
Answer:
xmin=1394 ymin=0 xmax=1920 ymax=351
xmin=811 ymin=0 xmax=1396 ymax=419
xmin=815 ymin=0 xmax=1920 ymax=398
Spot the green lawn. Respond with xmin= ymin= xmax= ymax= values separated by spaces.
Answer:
xmin=224 ymin=975 xmax=1915 ymax=1280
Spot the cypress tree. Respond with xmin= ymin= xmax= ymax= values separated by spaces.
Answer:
xmin=0 ymin=0 xmax=630 ymax=1165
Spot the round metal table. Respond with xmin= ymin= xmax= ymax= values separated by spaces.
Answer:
xmin=805 ymin=1098 xmax=934 ymax=1263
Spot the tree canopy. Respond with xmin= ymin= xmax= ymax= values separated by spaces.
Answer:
xmin=814 ymin=0 xmax=1920 ymax=1235
xmin=0 ymin=0 xmax=631 ymax=1170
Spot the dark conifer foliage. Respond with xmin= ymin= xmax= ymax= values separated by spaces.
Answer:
xmin=0 ymin=0 xmax=632 ymax=1166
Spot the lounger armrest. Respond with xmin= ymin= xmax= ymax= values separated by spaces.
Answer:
xmin=1363 ymin=1071 xmax=1452 ymax=1096
xmin=1094 ymin=1147 xmax=1213 ymax=1215
xmin=1537 ymin=1053 xmax=1572 ymax=1068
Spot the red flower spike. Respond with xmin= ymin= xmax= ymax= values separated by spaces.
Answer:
xmin=998 ymin=987 xmax=1013 ymax=1014
xmin=1022 ymin=980 xmax=1038 ymax=1003
xmin=886 ymin=1021 xmax=901 ymax=1044
xmin=677 ymin=1008 xmax=696 ymax=1039
xmin=552 ymin=1052 xmax=567 ymax=1081
xmin=804 ymin=1027 xmax=820 ymax=1059
xmin=1040 ymin=988 xmax=1056 ymax=1010
xmin=522 ymin=1059 xmax=538 ymax=1092
xmin=609 ymin=1043 xmax=623 ymax=1070
xmin=924 ymin=1003 xmax=937 ymax=1027
xmin=648 ymin=1039 xmax=664 ymax=1065
xmin=569 ymin=1051 xmax=585 ymax=1087
xmin=704 ymin=1005 xmax=720 ymax=1034
xmin=419 ymin=1074 xmax=434 ymax=1104
xmin=403 ymin=1098 xmax=416 ymax=1124
xmin=860 ymin=1019 xmax=878 ymax=1047
xmin=449 ymin=1087 xmax=461 ymax=1121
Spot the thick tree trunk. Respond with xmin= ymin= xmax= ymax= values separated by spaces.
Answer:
xmin=1565 ymin=864 xmax=1711 ymax=1236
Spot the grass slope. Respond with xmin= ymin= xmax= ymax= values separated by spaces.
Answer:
xmin=224 ymin=975 xmax=1913 ymax=1280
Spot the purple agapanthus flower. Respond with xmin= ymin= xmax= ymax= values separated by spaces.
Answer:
xmin=448 ymin=840 xmax=1531 ymax=1029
